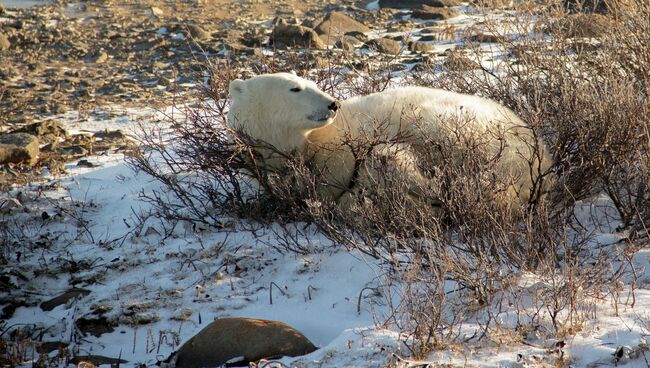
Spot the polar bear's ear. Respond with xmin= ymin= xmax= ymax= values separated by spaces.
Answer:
xmin=229 ymin=79 xmax=246 ymax=97
xmin=289 ymin=70 xmax=297 ymax=76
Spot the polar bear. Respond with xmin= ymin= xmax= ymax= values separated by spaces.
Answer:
xmin=227 ymin=72 xmax=552 ymax=212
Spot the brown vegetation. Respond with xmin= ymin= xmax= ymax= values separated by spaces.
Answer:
xmin=129 ymin=0 xmax=649 ymax=359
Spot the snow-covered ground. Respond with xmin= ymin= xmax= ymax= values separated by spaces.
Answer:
xmin=2 ymin=102 xmax=649 ymax=368
xmin=2 ymin=5 xmax=650 ymax=367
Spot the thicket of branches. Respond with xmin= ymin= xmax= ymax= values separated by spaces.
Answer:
xmin=129 ymin=0 xmax=649 ymax=358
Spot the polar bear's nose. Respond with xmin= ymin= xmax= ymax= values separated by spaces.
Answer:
xmin=328 ymin=101 xmax=341 ymax=112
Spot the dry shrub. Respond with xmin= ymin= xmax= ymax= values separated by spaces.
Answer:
xmin=410 ymin=0 xmax=649 ymax=231
xmin=130 ymin=1 xmax=648 ymax=357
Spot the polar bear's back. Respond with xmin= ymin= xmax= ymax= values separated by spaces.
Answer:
xmin=341 ymin=86 xmax=524 ymax=132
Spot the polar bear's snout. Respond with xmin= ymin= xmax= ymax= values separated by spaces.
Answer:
xmin=306 ymin=98 xmax=340 ymax=124
xmin=328 ymin=101 xmax=341 ymax=112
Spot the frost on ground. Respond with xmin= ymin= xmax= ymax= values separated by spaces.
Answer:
xmin=1 ymin=103 xmax=649 ymax=368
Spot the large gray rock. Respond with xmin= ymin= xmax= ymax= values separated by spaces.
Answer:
xmin=270 ymin=21 xmax=325 ymax=49
xmin=380 ymin=0 xmax=460 ymax=8
xmin=0 ymin=133 xmax=39 ymax=165
xmin=314 ymin=11 xmax=370 ymax=40
xmin=174 ymin=317 xmax=317 ymax=368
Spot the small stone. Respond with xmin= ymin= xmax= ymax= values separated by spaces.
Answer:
xmin=0 ymin=133 xmax=39 ymax=166
xmin=150 ymin=6 xmax=164 ymax=17
xmin=77 ymin=159 xmax=97 ymax=168
xmin=40 ymin=289 xmax=91 ymax=311
xmin=174 ymin=318 xmax=316 ymax=368
xmin=89 ymin=51 xmax=108 ymax=64
xmin=418 ymin=34 xmax=440 ymax=41
xmin=270 ymin=21 xmax=325 ymax=49
xmin=408 ymin=41 xmax=435 ymax=53
xmin=363 ymin=37 xmax=402 ymax=54
xmin=412 ymin=5 xmax=460 ymax=20
xmin=187 ymin=24 xmax=210 ymax=40
xmin=344 ymin=30 xmax=368 ymax=42
xmin=335 ymin=35 xmax=361 ymax=51
xmin=39 ymin=341 xmax=68 ymax=354
xmin=468 ymin=32 xmax=505 ymax=43
xmin=314 ymin=11 xmax=371 ymax=40
xmin=0 ymin=33 xmax=10 ymax=51
xmin=76 ymin=316 xmax=115 ymax=337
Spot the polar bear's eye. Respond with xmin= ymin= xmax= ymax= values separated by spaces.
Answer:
xmin=290 ymin=87 xmax=302 ymax=92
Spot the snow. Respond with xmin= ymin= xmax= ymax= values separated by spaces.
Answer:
xmin=2 ymin=100 xmax=648 ymax=368
xmin=2 ymin=7 xmax=649 ymax=368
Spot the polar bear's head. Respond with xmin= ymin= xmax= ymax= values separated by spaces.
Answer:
xmin=227 ymin=73 xmax=340 ymax=152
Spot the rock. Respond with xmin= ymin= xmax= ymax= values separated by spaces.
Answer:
xmin=344 ymin=30 xmax=368 ymax=42
xmin=391 ymin=34 xmax=412 ymax=42
xmin=76 ymin=159 xmax=97 ymax=168
xmin=270 ymin=21 xmax=325 ymax=49
xmin=39 ymin=341 xmax=68 ymax=354
xmin=88 ymin=50 xmax=108 ymax=64
xmin=0 ymin=133 xmax=39 ymax=165
xmin=314 ymin=11 xmax=371 ymax=40
xmin=408 ymin=41 xmax=435 ymax=53
xmin=150 ymin=6 xmax=164 ymax=17
xmin=379 ymin=0 xmax=460 ymax=8
xmin=174 ymin=318 xmax=317 ymax=368
xmin=335 ymin=35 xmax=361 ymax=51
xmin=12 ymin=121 xmax=67 ymax=144
xmin=418 ymin=34 xmax=441 ymax=41
xmin=40 ymin=289 xmax=91 ymax=311
xmin=75 ymin=316 xmax=115 ymax=337
xmin=0 ymin=33 xmax=9 ymax=51
xmin=363 ymin=37 xmax=402 ymax=54
xmin=412 ymin=5 xmax=460 ymax=20
xmin=468 ymin=32 xmax=505 ymax=43
xmin=187 ymin=24 xmax=210 ymax=40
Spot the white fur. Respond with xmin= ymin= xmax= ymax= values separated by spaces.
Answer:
xmin=227 ymin=73 xmax=551 ymax=210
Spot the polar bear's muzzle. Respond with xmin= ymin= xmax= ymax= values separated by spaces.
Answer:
xmin=307 ymin=100 xmax=340 ymax=124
